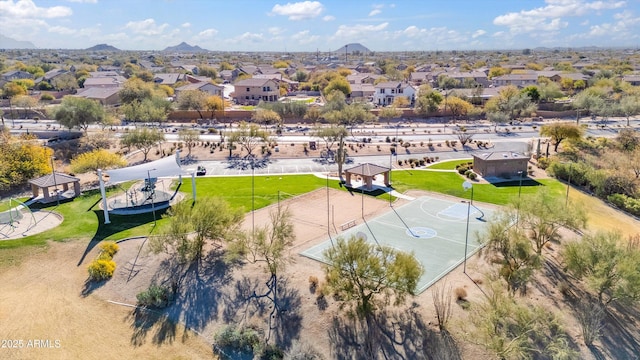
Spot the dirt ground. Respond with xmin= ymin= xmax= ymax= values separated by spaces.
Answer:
xmin=5 ymin=184 xmax=638 ymax=359
xmin=3 ymin=134 xmax=640 ymax=358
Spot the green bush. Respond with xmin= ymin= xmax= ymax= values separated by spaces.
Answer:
xmin=537 ymin=157 xmax=550 ymax=169
xmin=214 ymin=325 xmax=263 ymax=358
xmin=468 ymin=172 xmax=478 ymax=180
xmin=87 ymin=259 xmax=116 ymax=281
xmin=136 ymin=284 xmax=174 ymax=308
xmin=40 ymin=93 xmax=55 ymax=101
xmin=99 ymin=241 xmax=119 ymax=258
xmin=608 ymin=193 xmax=640 ymax=217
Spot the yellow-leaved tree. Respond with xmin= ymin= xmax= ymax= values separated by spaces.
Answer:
xmin=70 ymin=149 xmax=126 ymax=175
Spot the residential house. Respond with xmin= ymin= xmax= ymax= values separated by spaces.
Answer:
xmin=491 ymin=74 xmax=539 ymax=88
xmin=445 ymin=71 xmax=490 ymax=88
xmin=97 ymin=65 xmax=121 ymax=72
xmin=346 ymin=73 xmax=382 ymax=85
xmin=153 ymin=73 xmax=187 ymax=86
xmin=373 ymin=81 xmax=416 ymax=106
xmin=349 ymin=83 xmax=375 ymax=101
xmin=83 ymin=76 xmax=126 ymax=89
xmin=34 ymin=68 xmax=68 ymax=85
xmin=623 ymin=74 xmax=640 ymax=86
xmin=1 ymin=70 xmax=34 ymax=81
xmin=175 ymin=82 xmax=224 ymax=97
xmin=74 ymin=87 xmax=121 ymax=106
xmin=408 ymin=72 xmax=430 ymax=86
xmin=232 ymin=78 xmax=279 ymax=105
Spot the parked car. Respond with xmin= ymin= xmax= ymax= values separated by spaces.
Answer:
xmin=196 ymin=166 xmax=206 ymax=176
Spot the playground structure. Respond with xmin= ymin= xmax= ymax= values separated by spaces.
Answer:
xmin=0 ymin=198 xmax=37 ymax=239
xmin=107 ymin=178 xmax=175 ymax=215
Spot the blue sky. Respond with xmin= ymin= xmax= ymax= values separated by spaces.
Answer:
xmin=1 ymin=0 xmax=639 ymax=51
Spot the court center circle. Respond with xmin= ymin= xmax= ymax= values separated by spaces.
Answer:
xmin=406 ymin=227 xmax=437 ymax=239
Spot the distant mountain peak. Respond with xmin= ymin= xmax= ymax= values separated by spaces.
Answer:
xmin=163 ymin=42 xmax=209 ymax=52
xmin=0 ymin=34 xmax=36 ymax=49
xmin=86 ymin=43 xmax=120 ymax=51
xmin=334 ymin=43 xmax=371 ymax=54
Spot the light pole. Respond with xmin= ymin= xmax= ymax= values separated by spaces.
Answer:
xmin=147 ymin=169 xmax=156 ymax=226
xmin=462 ymin=181 xmax=473 ymax=274
xmin=516 ymin=170 xmax=523 ymax=225
xmin=51 ymin=155 xmax=59 ymax=206
xmin=565 ymin=163 xmax=572 ymax=206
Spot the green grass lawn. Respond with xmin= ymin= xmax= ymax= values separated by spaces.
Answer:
xmin=0 ymin=171 xmax=566 ymax=249
xmin=391 ymin=169 xmax=566 ymax=205
xmin=426 ymin=159 xmax=473 ymax=170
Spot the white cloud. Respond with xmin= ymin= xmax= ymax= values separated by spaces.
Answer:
xmin=472 ymin=29 xmax=486 ymax=38
xmin=124 ymin=18 xmax=169 ymax=36
xmin=323 ymin=15 xmax=335 ymax=21
xmin=182 ymin=22 xmax=191 ymax=28
xmin=494 ymin=0 xmax=625 ymax=34
xmin=292 ymin=30 xmax=320 ymax=44
xmin=268 ymin=27 xmax=285 ymax=35
xmin=66 ymin=0 xmax=98 ymax=3
xmin=198 ymin=29 xmax=218 ymax=38
xmin=369 ymin=4 xmax=384 ymax=16
xmin=48 ymin=25 xmax=75 ymax=35
xmin=0 ymin=0 xmax=72 ymax=18
xmin=231 ymin=32 xmax=265 ymax=43
xmin=270 ymin=1 xmax=324 ymax=20
xmin=334 ymin=22 xmax=388 ymax=39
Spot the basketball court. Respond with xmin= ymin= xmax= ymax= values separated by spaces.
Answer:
xmin=300 ymin=195 xmax=495 ymax=293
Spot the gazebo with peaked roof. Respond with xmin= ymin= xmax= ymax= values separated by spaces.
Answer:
xmin=344 ymin=163 xmax=390 ymax=191
xmin=28 ymin=172 xmax=81 ymax=203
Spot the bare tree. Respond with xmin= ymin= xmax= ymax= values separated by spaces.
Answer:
xmin=432 ymin=281 xmax=453 ymax=331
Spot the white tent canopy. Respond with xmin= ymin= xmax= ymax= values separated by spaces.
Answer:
xmin=105 ymin=152 xmax=185 ymax=184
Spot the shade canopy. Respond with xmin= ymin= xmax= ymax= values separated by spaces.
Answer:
xmin=105 ymin=153 xmax=185 ymax=184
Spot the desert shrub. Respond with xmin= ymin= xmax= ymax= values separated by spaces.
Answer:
xmin=464 ymin=169 xmax=472 ymax=177
xmin=458 ymin=165 xmax=469 ymax=174
xmin=87 ymin=259 xmax=116 ymax=281
xmin=308 ymin=276 xmax=319 ymax=291
xmin=99 ymin=241 xmax=119 ymax=258
xmin=468 ymin=172 xmax=478 ymax=180
xmin=284 ymin=340 xmax=325 ymax=360
xmin=454 ymin=287 xmax=467 ymax=300
xmin=136 ymin=284 xmax=174 ymax=309
xmin=214 ymin=325 xmax=263 ymax=358
xmin=262 ymin=344 xmax=285 ymax=359
xmin=608 ymin=193 xmax=640 ymax=217
xmin=40 ymin=93 xmax=55 ymax=101
xmin=537 ymin=157 xmax=550 ymax=169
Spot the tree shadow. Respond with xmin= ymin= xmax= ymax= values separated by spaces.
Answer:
xmin=328 ymin=305 xmax=462 ymax=360
xmin=222 ymin=274 xmax=303 ymax=351
xmin=79 ymin=278 xmax=106 ymax=297
xmin=596 ymin=304 xmax=640 ymax=360
xmin=127 ymin=307 xmax=177 ymax=347
xmin=77 ymin=209 xmax=165 ymax=266
xmin=127 ymin=247 xmax=235 ymax=346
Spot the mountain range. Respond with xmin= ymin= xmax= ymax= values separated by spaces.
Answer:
xmin=0 ymin=35 xmax=36 ymax=49
xmin=333 ymin=43 xmax=371 ymax=54
xmin=86 ymin=44 xmax=120 ymax=51
xmin=163 ymin=42 xmax=209 ymax=52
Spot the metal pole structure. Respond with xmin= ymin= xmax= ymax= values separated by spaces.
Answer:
xmin=565 ymin=163 xmax=572 ymax=206
xmin=51 ymin=156 xmax=59 ymax=206
xmin=462 ymin=181 xmax=473 ymax=274
xmin=252 ymin=160 xmax=255 ymax=236
xmin=147 ymin=169 xmax=156 ymax=226
xmin=516 ymin=170 xmax=523 ymax=225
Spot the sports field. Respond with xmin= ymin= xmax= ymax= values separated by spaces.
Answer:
xmin=301 ymin=195 xmax=496 ymax=293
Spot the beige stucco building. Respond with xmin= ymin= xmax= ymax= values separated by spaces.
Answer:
xmin=473 ymin=152 xmax=529 ymax=179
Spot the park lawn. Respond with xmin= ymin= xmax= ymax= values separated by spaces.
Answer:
xmin=426 ymin=158 xmax=472 ymax=170
xmin=391 ymin=169 xmax=566 ymax=205
xmin=194 ymin=173 xmax=342 ymax=211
